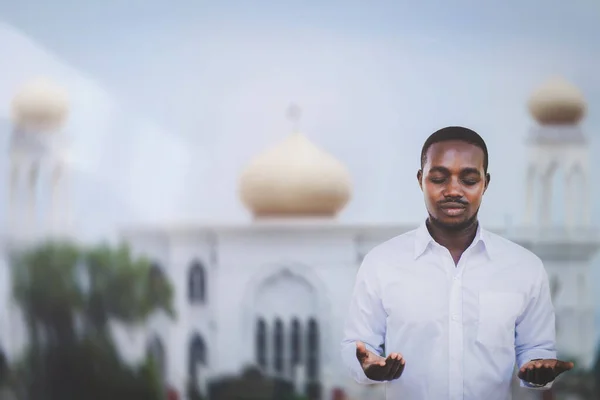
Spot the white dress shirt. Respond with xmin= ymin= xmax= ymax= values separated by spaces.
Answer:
xmin=341 ymin=221 xmax=557 ymax=400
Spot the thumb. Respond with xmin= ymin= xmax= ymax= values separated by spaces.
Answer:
xmin=356 ymin=341 xmax=368 ymax=355
xmin=557 ymin=361 xmax=574 ymax=371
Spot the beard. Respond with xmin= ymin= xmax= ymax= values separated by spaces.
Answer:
xmin=428 ymin=210 xmax=479 ymax=232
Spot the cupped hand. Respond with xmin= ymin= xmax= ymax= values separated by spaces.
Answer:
xmin=518 ymin=359 xmax=574 ymax=386
xmin=355 ymin=341 xmax=405 ymax=381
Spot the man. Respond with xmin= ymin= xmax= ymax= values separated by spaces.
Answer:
xmin=341 ymin=127 xmax=573 ymax=400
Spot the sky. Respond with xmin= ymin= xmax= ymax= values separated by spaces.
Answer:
xmin=0 ymin=0 xmax=599 ymax=323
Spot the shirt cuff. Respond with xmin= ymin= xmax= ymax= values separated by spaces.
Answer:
xmin=520 ymin=380 xmax=554 ymax=390
xmin=516 ymin=349 xmax=557 ymax=369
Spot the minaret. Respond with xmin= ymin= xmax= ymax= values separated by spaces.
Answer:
xmin=8 ymin=77 xmax=70 ymax=241
xmin=524 ymin=76 xmax=588 ymax=229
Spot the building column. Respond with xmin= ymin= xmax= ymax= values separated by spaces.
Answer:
xmin=26 ymin=162 xmax=39 ymax=239
xmin=564 ymin=171 xmax=574 ymax=229
xmin=582 ymin=178 xmax=590 ymax=227
xmin=540 ymin=173 xmax=553 ymax=227
xmin=524 ymin=166 xmax=536 ymax=225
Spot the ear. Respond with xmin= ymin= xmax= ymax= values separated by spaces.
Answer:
xmin=417 ymin=170 xmax=423 ymax=191
xmin=483 ymin=173 xmax=491 ymax=193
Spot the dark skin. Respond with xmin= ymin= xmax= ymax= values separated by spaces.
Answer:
xmin=417 ymin=140 xmax=489 ymax=264
xmin=356 ymin=139 xmax=573 ymax=385
xmin=517 ymin=359 xmax=574 ymax=386
xmin=355 ymin=341 xmax=405 ymax=381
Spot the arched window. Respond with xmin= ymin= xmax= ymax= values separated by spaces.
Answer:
xmin=188 ymin=260 xmax=206 ymax=304
xmin=255 ymin=318 xmax=267 ymax=369
xmin=273 ymin=318 xmax=284 ymax=375
xmin=188 ymin=333 xmax=207 ymax=379
xmin=290 ymin=318 xmax=301 ymax=367
xmin=306 ymin=318 xmax=319 ymax=381
xmin=147 ymin=335 xmax=166 ymax=384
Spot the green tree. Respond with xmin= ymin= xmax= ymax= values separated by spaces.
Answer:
xmin=8 ymin=240 xmax=174 ymax=400
xmin=0 ymin=349 xmax=7 ymax=386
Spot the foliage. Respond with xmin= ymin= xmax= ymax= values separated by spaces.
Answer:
xmin=7 ymin=240 xmax=174 ymax=400
xmin=207 ymin=366 xmax=319 ymax=400
xmin=594 ymin=344 xmax=600 ymax=398
xmin=0 ymin=350 xmax=7 ymax=386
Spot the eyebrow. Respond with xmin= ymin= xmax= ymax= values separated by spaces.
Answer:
xmin=428 ymin=166 xmax=482 ymax=176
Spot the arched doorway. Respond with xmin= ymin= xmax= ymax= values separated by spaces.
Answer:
xmin=188 ymin=333 xmax=207 ymax=379
xmin=250 ymin=266 xmax=323 ymax=394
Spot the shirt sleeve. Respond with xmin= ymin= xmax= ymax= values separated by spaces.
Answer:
xmin=514 ymin=258 xmax=557 ymax=390
xmin=340 ymin=252 xmax=387 ymax=385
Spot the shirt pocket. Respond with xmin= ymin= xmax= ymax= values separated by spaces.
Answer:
xmin=476 ymin=291 xmax=525 ymax=348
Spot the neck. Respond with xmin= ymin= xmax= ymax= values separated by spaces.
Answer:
xmin=426 ymin=217 xmax=479 ymax=252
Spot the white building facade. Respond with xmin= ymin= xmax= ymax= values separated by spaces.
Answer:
xmin=119 ymin=81 xmax=600 ymax=399
xmin=1 ymin=78 xmax=599 ymax=400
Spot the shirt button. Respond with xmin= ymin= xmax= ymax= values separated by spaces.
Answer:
xmin=453 ymin=276 xmax=460 ymax=281
xmin=452 ymin=314 xmax=460 ymax=321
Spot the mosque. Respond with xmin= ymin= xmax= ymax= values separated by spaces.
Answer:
xmin=0 ymin=75 xmax=599 ymax=400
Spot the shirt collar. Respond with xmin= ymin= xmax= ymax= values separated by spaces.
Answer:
xmin=413 ymin=219 xmax=492 ymax=260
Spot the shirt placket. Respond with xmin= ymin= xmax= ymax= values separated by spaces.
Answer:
xmin=447 ymin=250 xmax=467 ymax=400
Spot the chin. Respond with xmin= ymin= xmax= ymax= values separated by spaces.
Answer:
xmin=430 ymin=215 xmax=475 ymax=231
xmin=439 ymin=220 xmax=469 ymax=231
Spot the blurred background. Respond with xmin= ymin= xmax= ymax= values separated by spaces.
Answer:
xmin=0 ymin=1 xmax=598 ymax=399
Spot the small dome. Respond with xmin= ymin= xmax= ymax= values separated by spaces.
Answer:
xmin=528 ymin=77 xmax=586 ymax=125
xmin=239 ymin=132 xmax=352 ymax=218
xmin=11 ymin=77 xmax=69 ymax=132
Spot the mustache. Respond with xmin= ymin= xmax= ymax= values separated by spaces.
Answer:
xmin=439 ymin=198 xmax=468 ymax=205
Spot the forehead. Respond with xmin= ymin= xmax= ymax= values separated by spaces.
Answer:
xmin=424 ymin=140 xmax=485 ymax=170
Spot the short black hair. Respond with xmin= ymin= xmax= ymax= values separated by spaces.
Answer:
xmin=420 ymin=126 xmax=489 ymax=173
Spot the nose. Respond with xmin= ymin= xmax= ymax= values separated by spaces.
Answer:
xmin=443 ymin=177 xmax=463 ymax=198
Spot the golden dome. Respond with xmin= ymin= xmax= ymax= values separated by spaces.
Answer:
xmin=239 ymin=106 xmax=352 ymax=218
xmin=528 ymin=77 xmax=586 ymax=125
xmin=11 ymin=77 xmax=69 ymax=132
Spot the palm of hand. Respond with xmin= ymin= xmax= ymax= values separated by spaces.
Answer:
xmin=355 ymin=341 xmax=405 ymax=381
xmin=518 ymin=359 xmax=574 ymax=386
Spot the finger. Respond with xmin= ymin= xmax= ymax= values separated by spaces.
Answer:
xmin=355 ymin=342 xmax=369 ymax=363
xmin=525 ymin=363 xmax=552 ymax=385
xmin=517 ymin=364 xmax=528 ymax=380
xmin=387 ymin=355 xmax=402 ymax=379
xmin=518 ymin=370 xmax=530 ymax=381
xmin=355 ymin=341 xmax=366 ymax=353
xmin=540 ymin=366 xmax=554 ymax=384
xmin=373 ymin=354 xmax=387 ymax=367
xmin=556 ymin=361 xmax=574 ymax=372
xmin=381 ymin=355 xmax=397 ymax=377
xmin=356 ymin=342 xmax=369 ymax=358
xmin=523 ymin=364 xmax=536 ymax=383
xmin=528 ymin=368 xmax=537 ymax=384
xmin=518 ymin=361 xmax=533 ymax=377
xmin=392 ymin=357 xmax=406 ymax=379
xmin=533 ymin=366 xmax=541 ymax=384
xmin=388 ymin=352 xmax=403 ymax=365
xmin=533 ymin=361 xmax=544 ymax=383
